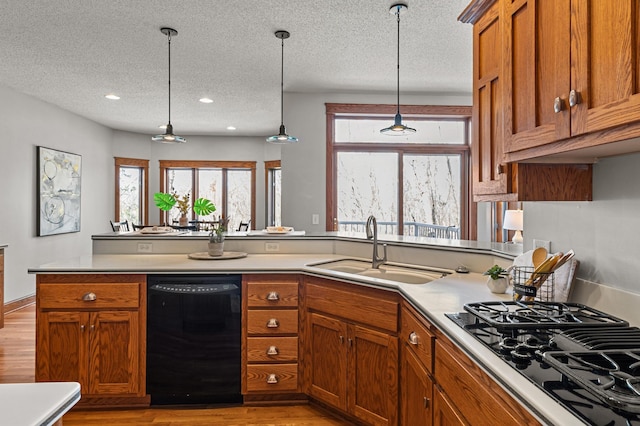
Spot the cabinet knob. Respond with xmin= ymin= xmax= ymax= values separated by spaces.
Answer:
xmin=80 ymin=324 xmax=85 ymax=332
xmin=82 ymin=292 xmax=97 ymax=302
xmin=495 ymin=164 xmax=504 ymax=175
xmin=423 ymin=396 xmax=430 ymax=408
xmin=408 ymin=331 xmax=419 ymax=345
xmin=266 ymin=318 xmax=280 ymax=328
xmin=339 ymin=335 xmax=344 ymax=344
xmin=266 ymin=374 xmax=279 ymax=384
xmin=569 ymin=89 xmax=580 ymax=107
xmin=266 ymin=345 xmax=279 ymax=356
xmin=266 ymin=291 xmax=280 ymax=301
xmin=553 ymin=96 xmax=564 ymax=113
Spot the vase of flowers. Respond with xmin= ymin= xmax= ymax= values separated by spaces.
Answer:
xmin=154 ymin=192 xmax=216 ymax=227
xmin=208 ymin=217 xmax=228 ymax=256
xmin=483 ymin=265 xmax=510 ymax=294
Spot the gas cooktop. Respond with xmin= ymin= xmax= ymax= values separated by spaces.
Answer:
xmin=447 ymin=301 xmax=640 ymax=426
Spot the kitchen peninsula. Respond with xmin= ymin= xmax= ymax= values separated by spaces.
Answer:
xmin=30 ymin=232 xmax=640 ymax=425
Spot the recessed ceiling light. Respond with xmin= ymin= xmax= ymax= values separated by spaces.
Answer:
xmin=105 ymin=94 xmax=120 ymax=100
xmin=199 ymin=98 xmax=213 ymax=104
xmin=227 ymin=126 xmax=236 ymax=131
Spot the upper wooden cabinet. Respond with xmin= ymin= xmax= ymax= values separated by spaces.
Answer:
xmin=462 ymin=0 xmax=593 ymax=201
xmin=503 ymin=0 xmax=640 ymax=155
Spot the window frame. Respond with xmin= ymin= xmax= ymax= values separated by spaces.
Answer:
xmin=158 ymin=160 xmax=256 ymax=226
xmin=114 ymin=157 xmax=149 ymax=225
xmin=265 ymin=160 xmax=281 ymax=227
xmin=325 ymin=103 xmax=475 ymax=239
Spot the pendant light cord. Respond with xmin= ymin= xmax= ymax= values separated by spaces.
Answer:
xmin=280 ymin=36 xmax=284 ymax=127
xmin=167 ymin=31 xmax=172 ymax=126
xmin=395 ymin=6 xmax=401 ymax=116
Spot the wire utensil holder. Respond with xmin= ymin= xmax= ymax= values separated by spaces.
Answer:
xmin=512 ymin=266 xmax=555 ymax=302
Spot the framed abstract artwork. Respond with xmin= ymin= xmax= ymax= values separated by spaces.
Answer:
xmin=37 ymin=146 xmax=82 ymax=236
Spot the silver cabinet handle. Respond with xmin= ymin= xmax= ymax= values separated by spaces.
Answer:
xmin=423 ymin=397 xmax=430 ymax=408
xmin=348 ymin=338 xmax=353 ymax=347
xmin=80 ymin=324 xmax=85 ymax=332
xmin=339 ymin=335 xmax=344 ymax=344
xmin=82 ymin=292 xmax=97 ymax=301
xmin=409 ymin=331 xmax=419 ymax=345
xmin=266 ymin=291 xmax=280 ymax=301
xmin=90 ymin=324 xmax=95 ymax=331
xmin=266 ymin=346 xmax=279 ymax=356
xmin=266 ymin=318 xmax=279 ymax=328
xmin=553 ymin=96 xmax=564 ymax=113
xmin=266 ymin=374 xmax=278 ymax=384
xmin=569 ymin=89 xmax=580 ymax=107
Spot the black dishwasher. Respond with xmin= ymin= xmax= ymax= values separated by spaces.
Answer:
xmin=147 ymin=274 xmax=242 ymax=405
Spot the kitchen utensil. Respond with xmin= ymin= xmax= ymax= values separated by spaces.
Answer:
xmin=532 ymin=247 xmax=548 ymax=268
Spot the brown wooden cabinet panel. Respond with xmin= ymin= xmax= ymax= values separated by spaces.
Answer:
xmin=433 ymin=387 xmax=468 ymax=426
xmin=246 ymin=309 xmax=299 ymax=335
xmin=246 ymin=281 xmax=299 ymax=308
xmin=434 ymin=339 xmax=540 ymax=425
xmin=307 ymin=312 xmax=348 ymax=410
xmin=350 ymin=325 xmax=398 ymax=426
xmin=246 ymin=336 xmax=298 ymax=363
xmin=245 ymin=364 xmax=299 ymax=393
xmin=400 ymin=303 xmax=435 ymax=373
xmin=401 ymin=345 xmax=433 ymax=426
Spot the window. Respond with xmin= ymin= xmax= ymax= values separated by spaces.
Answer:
xmin=159 ymin=160 xmax=256 ymax=231
xmin=326 ymin=103 xmax=473 ymax=239
xmin=265 ymin=160 xmax=281 ymax=227
xmin=115 ymin=157 xmax=149 ymax=226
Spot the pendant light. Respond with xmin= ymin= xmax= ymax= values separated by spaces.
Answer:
xmin=267 ymin=30 xmax=299 ymax=144
xmin=380 ymin=3 xmax=416 ymax=136
xmin=152 ymin=27 xmax=186 ymax=144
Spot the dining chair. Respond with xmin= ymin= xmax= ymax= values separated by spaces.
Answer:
xmin=237 ymin=220 xmax=251 ymax=231
xmin=110 ymin=220 xmax=130 ymax=232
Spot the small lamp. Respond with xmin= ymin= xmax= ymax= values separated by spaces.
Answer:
xmin=503 ymin=209 xmax=523 ymax=244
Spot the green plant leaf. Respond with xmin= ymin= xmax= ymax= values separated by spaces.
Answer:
xmin=154 ymin=192 xmax=176 ymax=211
xmin=193 ymin=198 xmax=216 ymax=216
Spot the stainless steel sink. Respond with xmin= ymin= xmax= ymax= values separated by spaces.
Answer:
xmin=310 ymin=259 xmax=449 ymax=284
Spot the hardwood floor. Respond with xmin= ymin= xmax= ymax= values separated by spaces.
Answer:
xmin=0 ymin=305 xmax=352 ymax=425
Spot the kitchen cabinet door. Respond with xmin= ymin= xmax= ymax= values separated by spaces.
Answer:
xmin=570 ymin=0 xmax=640 ymax=136
xmin=401 ymin=343 xmax=433 ymax=426
xmin=307 ymin=312 xmax=348 ymax=410
xmin=36 ymin=311 xmax=88 ymax=388
xmin=433 ymin=387 xmax=468 ymax=426
xmin=87 ymin=310 xmax=140 ymax=395
xmin=349 ymin=324 xmax=398 ymax=426
xmin=503 ymin=0 xmax=571 ymax=153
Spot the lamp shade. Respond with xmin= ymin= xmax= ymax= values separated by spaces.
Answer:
xmin=503 ymin=209 xmax=523 ymax=244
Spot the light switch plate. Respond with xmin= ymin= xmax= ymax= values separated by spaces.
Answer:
xmin=533 ymin=239 xmax=551 ymax=251
xmin=265 ymin=242 xmax=280 ymax=252
xmin=137 ymin=242 xmax=153 ymax=253
xmin=312 ymin=214 xmax=319 ymax=225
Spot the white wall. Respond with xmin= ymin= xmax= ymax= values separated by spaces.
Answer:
xmin=524 ymin=152 xmax=640 ymax=296
xmin=280 ymin=91 xmax=473 ymax=232
xmin=1 ymin=83 xmax=113 ymax=302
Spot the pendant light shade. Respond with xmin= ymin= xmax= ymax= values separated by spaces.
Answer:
xmin=380 ymin=3 xmax=416 ymax=136
xmin=267 ymin=30 xmax=298 ymax=144
xmin=152 ymin=27 xmax=186 ymax=144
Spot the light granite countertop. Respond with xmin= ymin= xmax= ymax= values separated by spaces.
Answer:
xmin=0 ymin=381 xmax=80 ymax=425
xmin=30 ymin=252 xmax=584 ymax=425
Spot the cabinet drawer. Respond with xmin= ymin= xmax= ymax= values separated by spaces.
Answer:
xmin=247 ymin=336 xmax=298 ymax=362
xmin=38 ymin=283 xmax=140 ymax=309
xmin=246 ymin=363 xmax=298 ymax=392
xmin=400 ymin=305 xmax=434 ymax=373
xmin=247 ymin=309 xmax=298 ymax=335
xmin=246 ymin=282 xmax=298 ymax=307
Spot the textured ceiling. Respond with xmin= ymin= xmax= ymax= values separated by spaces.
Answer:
xmin=0 ymin=0 xmax=473 ymax=137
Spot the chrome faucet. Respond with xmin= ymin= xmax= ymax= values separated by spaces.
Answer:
xmin=365 ymin=215 xmax=387 ymax=269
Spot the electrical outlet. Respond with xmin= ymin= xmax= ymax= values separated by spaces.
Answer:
xmin=265 ymin=242 xmax=280 ymax=252
xmin=137 ymin=242 xmax=153 ymax=253
xmin=312 ymin=214 xmax=319 ymax=225
xmin=533 ymin=239 xmax=551 ymax=251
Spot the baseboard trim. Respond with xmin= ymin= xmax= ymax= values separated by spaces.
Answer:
xmin=5 ymin=294 xmax=35 ymax=314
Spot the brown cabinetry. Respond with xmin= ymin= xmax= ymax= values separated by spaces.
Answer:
xmin=304 ymin=277 xmax=399 ymax=426
xmin=35 ymin=274 xmax=147 ymax=405
xmin=504 ymin=0 xmax=640 ymax=155
xmin=462 ymin=0 xmax=592 ymax=202
xmin=434 ymin=337 xmax=540 ymax=425
xmin=242 ymin=274 xmax=301 ymax=396
xmin=400 ymin=302 xmax=435 ymax=425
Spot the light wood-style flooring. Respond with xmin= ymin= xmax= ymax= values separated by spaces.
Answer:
xmin=0 ymin=305 xmax=352 ymax=425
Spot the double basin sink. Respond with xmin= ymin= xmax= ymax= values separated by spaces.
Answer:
xmin=310 ymin=259 xmax=450 ymax=285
